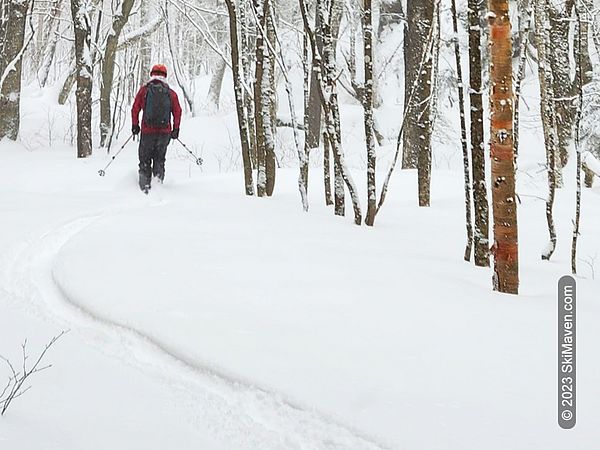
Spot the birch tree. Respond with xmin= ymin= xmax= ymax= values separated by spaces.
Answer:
xmin=300 ymin=0 xmax=363 ymax=225
xmin=488 ymin=0 xmax=519 ymax=294
xmin=362 ymin=0 xmax=376 ymax=226
xmin=71 ymin=0 xmax=93 ymax=158
xmin=225 ymin=0 xmax=254 ymax=195
xmin=451 ymin=0 xmax=474 ymax=261
xmin=535 ymin=0 xmax=558 ymax=261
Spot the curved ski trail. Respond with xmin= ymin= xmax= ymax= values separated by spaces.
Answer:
xmin=0 ymin=207 xmax=387 ymax=450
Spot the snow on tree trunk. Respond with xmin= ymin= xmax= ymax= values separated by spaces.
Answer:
xmin=402 ymin=0 xmax=434 ymax=171
xmin=378 ymin=0 xmax=403 ymax=36
xmin=488 ymin=0 xmax=519 ymax=294
xmin=513 ymin=0 xmax=533 ymax=158
xmin=572 ymin=4 xmax=585 ymax=275
xmin=548 ymin=1 xmax=575 ymax=171
xmin=71 ymin=0 xmax=93 ymax=158
xmin=265 ymin=8 xmax=277 ymax=196
xmin=450 ymin=0 xmax=474 ymax=261
xmin=253 ymin=0 xmax=274 ymax=197
xmin=240 ymin=1 xmax=257 ymax=168
xmin=363 ymin=0 xmax=377 ymax=226
xmin=535 ymin=1 xmax=558 ymax=261
xmin=225 ymin=0 xmax=254 ymax=196
xmin=299 ymin=0 xmax=362 ymax=225
xmin=0 ymin=0 xmax=31 ymax=141
xmin=305 ymin=1 xmax=323 ymax=152
xmin=38 ymin=0 xmax=64 ymax=88
xmin=205 ymin=58 xmax=227 ymax=114
xmin=138 ymin=0 xmax=153 ymax=83
xmin=99 ymin=0 xmax=135 ymax=147
xmin=469 ymin=0 xmax=491 ymax=267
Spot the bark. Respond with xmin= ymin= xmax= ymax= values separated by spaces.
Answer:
xmin=302 ymin=32 xmax=310 ymax=195
xmin=138 ymin=0 xmax=153 ymax=84
xmin=514 ymin=0 xmax=533 ymax=157
xmin=363 ymin=0 xmax=377 ymax=226
xmin=548 ymin=1 xmax=575 ymax=169
xmin=300 ymin=0 xmax=363 ymax=225
xmin=330 ymin=0 xmax=347 ymax=214
xmin=205 ymin=58 xmax=227 ymax=113
xmin=488 ymin=0 xmax=519 ymax=294
xmin=0 ymin=0 xmax=31 ymax=140
xmin=323 ymin=128 xmax=333 ymax=205
xmin=265 ymin=7 xmax=277 ymax=195
xmin=451 ymin=0 xmax=474 ymax=262
xmin=59 ymin=3 xmax=103 ymax=106
xmin=38 ymin=0 xmax=63 ymax=87
xmin=240 ymin=1 xmax=257 ymax=168
xmin=578 ymin=0 xmax=593 ymax=85
xmin=99 ymin=0 xmax=135 ymax=147
xmin=224 ymin=0 xmax=254 ymax=195
xmin=375 ymin=1 xmax=436 ymax=215
xmin=305 ymin=2 xmax=323 ymax=151
xmin=71 ymin=0 xmax=93 ymax=158
xmin=402 ymin=0 xmax=434 ymax=170
xmin=416 ymin=2 xmax=436 ymax=207
xmin=469 ymin=0 xmax=490 ymax=266
xmin=583 ymin=164 xmax=594 ymax=187
xmin=253 ymin=0 xmax=271 ymax=197
xmin=572 ymin=4 xmax=584 ymax=275
xmin=535 ymin=0 xmax=558 ymax=261
xmin=378 ymin=0 xmax=404 ymax=35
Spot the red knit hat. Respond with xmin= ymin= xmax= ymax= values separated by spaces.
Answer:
xmin=150 ymin=64 xmax=168 ymax=77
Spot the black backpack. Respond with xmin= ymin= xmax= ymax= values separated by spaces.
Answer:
xmin=143 ymin=82 xmax=172 ymax=128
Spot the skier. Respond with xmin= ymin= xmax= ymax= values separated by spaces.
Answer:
xmin=131 ymin=64 xmax=182 ymax=194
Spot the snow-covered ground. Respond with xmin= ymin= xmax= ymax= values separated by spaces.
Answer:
xmin=1 ymin=75 xmax=599 ymax=450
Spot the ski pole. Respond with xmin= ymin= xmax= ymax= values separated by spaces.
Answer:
xmin=98 ymin=134 xmax=134 ymax=177
xmin=176 ymin=138 xmax=203 ymax=166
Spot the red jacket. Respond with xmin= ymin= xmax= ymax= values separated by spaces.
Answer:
xmin=132 ymin=80 xmax=182 ymax=134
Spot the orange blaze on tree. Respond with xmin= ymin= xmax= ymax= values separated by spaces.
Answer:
xmin=488 ymin=0 xmax=519 ymax=294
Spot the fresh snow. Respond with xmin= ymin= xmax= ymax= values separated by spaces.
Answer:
xmin=1 ymin=64 xmax=600 ymax=449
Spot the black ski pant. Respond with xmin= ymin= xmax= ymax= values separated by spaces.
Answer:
xmin=138 ymin=133 xmax=171 ymax=189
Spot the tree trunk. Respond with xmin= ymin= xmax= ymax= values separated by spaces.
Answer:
xmin=488 ymin=0 xmax=519 ymax=294
xmin=99 ymin=0 xmax=135 ymax=147
xmin=206 ymin=58 xmax=227 ymax=113
xmin=378 ymin=0 xmax=404 ymax=35
xmin=451 ymin=0 xmax=474 ymax=261
xmin=225 ymin=0 xmax=254 ymax=195
xmin=572 ymin=4 xmax=585 ymax=275
xmin=71 ymin=0 xmax=93 ymax=158
xmin=402 ymin=0 xmax=434 ymax=171
xmin=548 ymin=1 xmax=575 ymax=169
xmin=535 ymin=0 xmax=558 ymax=261
xmin=0 ymin=0 xmax=31 ymax=140
xmin=38 ymin=0 xmax=64 ymax=87
xmin=265 ymin=7 xmax=277 ymax=196
xmin=253 ymin=0 xmax=273 ymax=197
xmin=300 ymin=0 xmax=363 ymax=225
xmin=305 ymin=2 xmax=323 ymax=151
xmin=363 ymin=0 xmax=377 ymax=226
xmin=469 ymin=0 xmax=490 ymax=266
xmin=138 ymin=0 xmax=153 ymax=83
xmin=240 ymin=1 xmax=257 ymax=168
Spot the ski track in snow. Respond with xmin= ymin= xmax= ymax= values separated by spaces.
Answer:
xmin=0 ymin=201 xmax=388 ymax=450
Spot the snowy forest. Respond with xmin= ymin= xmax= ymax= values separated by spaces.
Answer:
xmin=1 ymin=0 xmax=599 ymax=448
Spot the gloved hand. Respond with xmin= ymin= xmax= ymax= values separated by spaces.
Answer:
xmin=171 ymin=128 xmax=180 ymax=140
xmin=132 ymin=124 xmax=141 ymax=136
